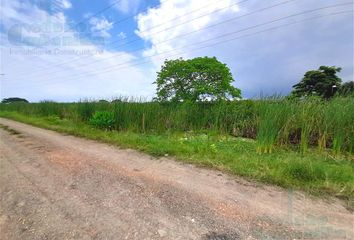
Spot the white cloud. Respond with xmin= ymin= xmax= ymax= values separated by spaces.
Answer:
xmin=0 ymin=0 xmax=155 ymax=102
xmin=117 ymin=31 xmax=127 ymax=39
xmin=89 ymin=17 xmax=114 ymax=38
xmin=136 ymin=0 xmax=239 ymax=57
xmin=1 ymin=0 xmax=352 ymax=101
xmin=113 ymin=0 xmax=142 ymax=14
xmin=61 ymin=0 xmax=72 ymax=9
xmin=136 ymin=0 xmax=353 ymax=97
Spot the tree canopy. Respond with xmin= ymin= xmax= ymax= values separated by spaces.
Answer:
xmin=291 ymin=66 xmax=342 ymax=99
xmin=1 ymin=97 xmax=29 ymax=104
xmin=154 ymin=57 xmax=241 ymax=102
xmin=338 ymin=81 xmax=354 ymax=97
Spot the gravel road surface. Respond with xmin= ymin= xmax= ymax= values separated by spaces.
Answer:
xmin=0 ymin=118 xmax=353 ymax=239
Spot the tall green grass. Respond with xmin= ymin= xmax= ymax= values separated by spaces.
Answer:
xmin=1 ymin=97 xmax=353 ymax=155
xmin=256 ymin=100 xmax=291 ymax=153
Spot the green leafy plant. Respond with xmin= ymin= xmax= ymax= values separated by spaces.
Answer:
xmin=89 ymin=111 xmax=115 ymax=130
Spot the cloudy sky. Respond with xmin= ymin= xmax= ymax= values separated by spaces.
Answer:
xmin=0 ymin=0 xmax=353 ymax=102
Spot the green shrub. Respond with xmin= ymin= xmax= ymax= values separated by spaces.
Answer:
xmin=89 ymin=111 xmax=115 ymax=130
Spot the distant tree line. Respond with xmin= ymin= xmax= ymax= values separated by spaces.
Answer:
xmin=1 ymin=97 xmax=29 ymax=104
xmin=2 ymin=60 xmax=353 ymax=104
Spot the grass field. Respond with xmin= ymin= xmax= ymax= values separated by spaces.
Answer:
xmin=1 ymin=98 xmax=353 ymax=208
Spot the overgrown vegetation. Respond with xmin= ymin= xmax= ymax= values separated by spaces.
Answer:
xmin=89 ymin=111 xmax=115 ymax=130
xmin=1 ymin=97 xmax=353 ymax=155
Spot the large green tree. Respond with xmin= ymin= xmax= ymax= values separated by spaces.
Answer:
xmin=291 ymin=66 xmax=342 ymax=99
xmin=154 ymin=57 xmax=241 ymax=102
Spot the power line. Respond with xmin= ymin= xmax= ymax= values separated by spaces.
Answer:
xmin=59 ymin=6 xmax=354 ymax=81
xmin=48 ymin=0 xmax=124 ymax=39
xmin=9 ymin=8 xmax=352 ymax=89
xmin=107 ymin=0 xmax=252 ymax=47
xmin=69 ymin=1 xmax=354 ymax=71
xmin=111 ymin=0 xmax=173 ymax=26
xmin=36 ymin=0 xmax=290 ymax=78
xmin=78 ymin=0 xmax=123 ymax=24
xmin=10 ymin=10 xmax=353 ymax=90
xmin=16 ymin=0 xmax=251 ymax=76
xmin=81 ymin=11 xmax=354 ymax=83
xmin=12 ymin=0 xmax=236 ymax=75
xmin=12 ymin=1 xmax=351 ymax=83
xmin=18 ymin=0 xmax=300 ymax=79
xmin=10 ymin=0 xmax=176 ymax=77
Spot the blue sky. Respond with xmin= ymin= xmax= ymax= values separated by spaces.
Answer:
xmin=0 ymin=0 xmax=353 ymax=102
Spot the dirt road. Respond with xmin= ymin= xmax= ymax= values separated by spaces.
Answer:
xmin=0 ymin=118 xmax=353 ymax=240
